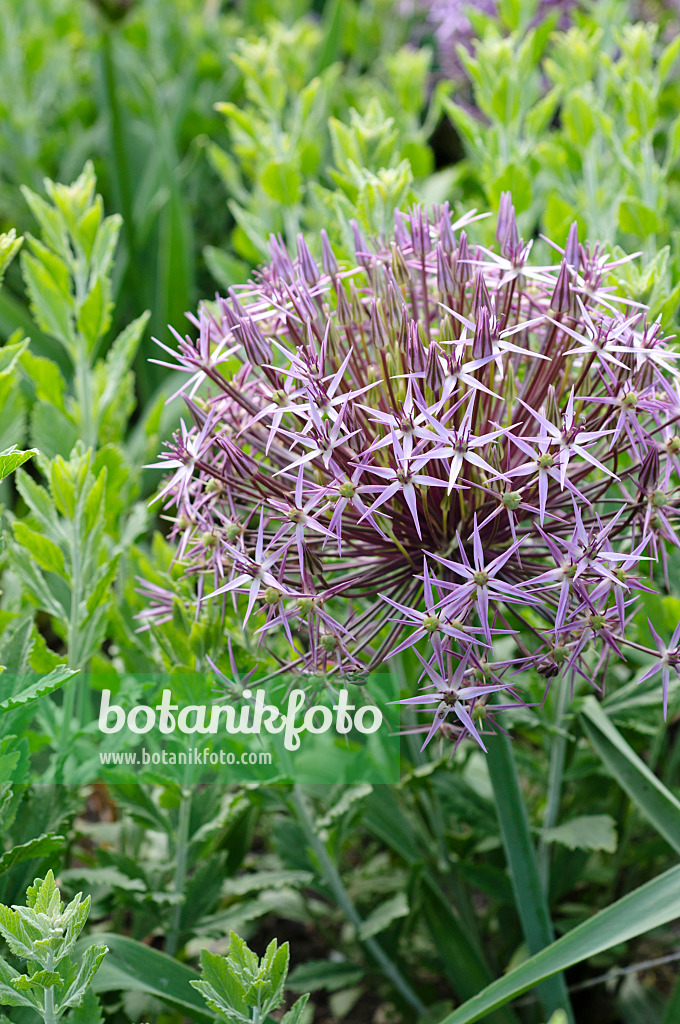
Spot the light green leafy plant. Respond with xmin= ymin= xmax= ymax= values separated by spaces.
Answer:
xmin=191 ymin=931 xmax=309 ymax=1024
xmin=206 ymin=13 xmax=439 ymax=281
xmin=0 ymin=870 xmax=107 ymax=1024
xmin=444 ymin=11 xmax=680 ymax=324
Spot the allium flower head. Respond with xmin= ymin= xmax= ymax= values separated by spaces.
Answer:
xmin=148 ymin=195 xmax=680 ymax=748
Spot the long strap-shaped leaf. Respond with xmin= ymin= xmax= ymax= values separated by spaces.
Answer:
xmin=439 ymin=862 xmax=680 ymax=1024
xmin=580 ymin=696 xmax=680 ymax=854
xmin=486 ymin=730 xmax=574 ymax=1022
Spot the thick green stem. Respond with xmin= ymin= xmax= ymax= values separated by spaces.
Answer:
xmin=166 ymin=788 xmax=192 ymax=958
xmin=44 ymin=953 xmax=57 ymax=1024
xmin=290 ymin=787 xmax=426 ymax=1016
xmin=486 ymin=728 xmax=575 ymax=1023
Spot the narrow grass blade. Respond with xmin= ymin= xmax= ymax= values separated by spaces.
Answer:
xmin=486 ymin=729 xmax=574 ymax=1022
xmin=438 ymin=863 xmax=680 ymax=1024
xmin=580 ymin=696 xmax=680 ymax=855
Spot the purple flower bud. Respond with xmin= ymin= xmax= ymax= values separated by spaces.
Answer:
xmin=454 ymin=230 xmax=470 ymax=284
xmin=296 ymin=233 xmax=319 ymax=285
xmin=410 ymin=206 xmax=432 ymax=257
xmin=638 ymin=446 xmax=660 ymax=491
xmin=321 ymin=229 xmax=338 ymax=277
xmin=551 ymin=259 xmax=572 ymax=313
xmin=439 ymin=202 xmax=456 ymax=252
xmin=436 ymin=242 xmax=455 ymax=296
xmin=426 ymin=340 xmax=446 ymax=391
xmin=472 ymin=271 xmax=492 ymax=314
xmin=565 ymin=221 xmax=580 ymax=272
xmin=473 ymin=305 xmax=493 ymax=359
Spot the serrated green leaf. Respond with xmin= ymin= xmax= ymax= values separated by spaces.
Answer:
xmin=8 ymin=546 xmax=68 ymax=620
xmin=542 ymin=815 xmax=617 ymax=853
xmin=21 ymin=250 xmax=75 ymax=351
xmin=89 ymin=214 xmax=121 ymax=286
xmin=0 ymin=834 xmax=65 ymax=879
xmin=0 ymin=617 xmax=33 ymax=674
xmin=58 ymin=944 xmax=108 ymax=1011
xmin=67 ymin=987 xmax=105 ymax=1024
xmin=12 ymin=969 xmax=61 ymax=992
xmin=20 ymin=351 xmax=67 ymax=412
xmin=0 ymin=338 xmax=29 ymax=376
xmin=281 ymin=992 xmax=310 ymax=1024
xmin=98 ymin=311 xmax=149 ymax=419
xmin=357 ymin=892 xmax=408 ymax=940
xmin=27 ymin=868 xmax=61 ymax=915
xmin=0 ymin=446 xmax=37 ymax=483
xmin=0 ymin=230 xmax=23 ymax=285
xmin=20 ymin=186 xmax=70 ymax=260
xmin=0 ymin=666 xmax=77 ymax=714
xmin=0 ymin=955 xmax=40 ymax=1009
xmin=77 ymin=275 xmax=111 ymax=350
xmin=15 ymin=471 xmax=61 ymax=537
xmin=25 ymin=233 xmax=71 ymax=295
xmin=12 ymin=521 xmax=66 ymax=578
xmin=0 ymin=905 xmax=37 ymax=960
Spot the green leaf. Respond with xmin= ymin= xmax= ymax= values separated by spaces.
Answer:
xmin=0 ymin=666 xmax=77 ymax=714
xmin=85 ymin=933 xmax=213 ymax=1022
xmin=0 ymin=230 xmax=23 ymax=285
xmin=0 ymin=338 xmax=29 ymax=376
xmin=59 ymin=944 xmax=108 ymax=1011
xmin=358 ymin=892 xmax=409 ymax=940
xmin=287 ymin=960 xmax=364 ymax=993
xmin=485 ymin=729 xmax=574 ymax=1022
xmin=21 ymin=250 xmax=75 ymax=351
xmin=12 ymin=969 xmax=61 ymax=992
xmin=0 ymin=905 xmax=37 ymax=960
xmin=98 ymin=311 xmax=149 ymax=418
xmin=0 ymin=955 xmax=40 ymax=1009
xmin=618 ymin=198 xmax=660 ymax=237
xmin=15 ymin=470 xmax=62 ymax=537
xmin=30 ymin=402 xmax=79 ymax=461
xmin=89 ymin=214 xmax=121 ymax=283
xmin=27 ymin=868 xmax=61 ymax=914
xmin=261 ymin=160 xmax=301 ymax=204
xmin=12 ymin=521 xmax=66 ymax=577
xmin=580 ymin=697 xmax=680 ymax=855
xmin=439 ymin=864 xmax=680 ymax=1024
xmin=541 ymin=815 xmax=617 ymax=853
xmin=0 ymin=446 xmax=37 ymax=483
xmin=77 ymin=275 xmax=111 ymax=350
xmin=67 ymin=987 xmax=105 ymax=1024
xmin=0 ymin=834 xmax=65 ymax=879
xmin=20 ymin=351 xmax=67 ymax=412
xmin=281 ymin=993 xmax=310 ymax=1024
xmin=20 ymin=187 xmax=70 ymax=260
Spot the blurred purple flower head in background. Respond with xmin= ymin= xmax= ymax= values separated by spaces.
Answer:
xmin=147 ymin=195 xmax=680 ymax=751
xmin=416 ymin=0 xmax=576 ymax=78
